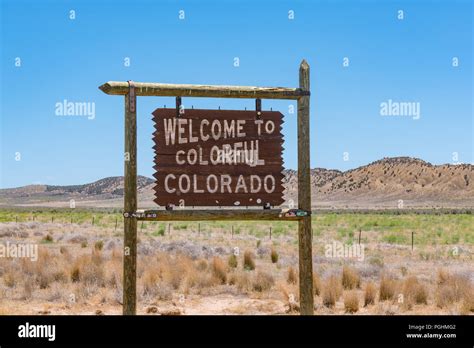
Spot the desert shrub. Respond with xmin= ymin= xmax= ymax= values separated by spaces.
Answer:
xmin=196 ymin=259 xmax=208 ymax=271
xmin=94 ymin=240 xmax=104 ymax=251
xmin=229 ymin=271 xmax=252 ymax=292
xmin=22 ymin=279 xmax=34 ymax=300
xmin=81 ymin=241 xmax=88 ymax=248
xmin=82 ymin=262 xmax=105 ymax=287
xmin=141 ymin=269 xmax=157 ymax=293
xmin=243 ymin=251 xmax=255 ymax=271
xmin=322 ymin=275 xmax=342 ymax=308
xmin=160 ymin=254 xmax=195 ymax=290
xmin=368 ymin=256 xmax=384 ymax=268
xmin=228 ymin=254 xmax=238 ymax=268
xmin=287 ymin=266 xmax=297 ymax=285
xmin=460 ymin=290 xmax=474 ymax=314
xmin=42 ymin=234 xmax=54 ymax=243
xmin=344 ymin=291 xmax=359 ymax=313
xmin=252 ymin=271 xmax=275 ymax=292
xmin=313 ymin=273 xmax=322 ymax=296
xmin=342 ymin=265 xmax=360 ymax=289
xmin=4 ymin=271 xmax=16 ymax=288
xmin=52 ymin=269 xmax=68 ymax=283
xmin=153 ymin=225 xmax=165 ymax=237
xmin=435 ymin=286 xmax=457 ymax=308
xmin=270 ymin=248 xmax=279 ymax=263
xmin=211 ymin=257 xmax=227 ymax=284
xmin=70 ymin=255 xmax=105 ymax=287
xmin=437 ymin=268 xmax=450 ymax=285
xmin=364 ymin=282 xmax=377 ymax=306
xmin=71 ymin=266 xmax=81 ymax=283
xmin=435 ymin=272 xmax=471 ymax=308
xmin=37 ymin=271 xmax=53 ymax=289
xmin=402 ymin=276 xmax=428 ymax=308
xmin=379 ymin=275 xmax=397 ymax=301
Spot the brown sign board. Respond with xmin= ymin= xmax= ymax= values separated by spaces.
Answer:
xmin=152 ymin=108 xmax=285 ymax=207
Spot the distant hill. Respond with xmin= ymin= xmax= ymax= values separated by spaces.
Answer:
xmin=284 ymin=157 xmax=473 ymax=208
xmin=1 ymin=157 xmax=472 ymax=209
xmin=0 ymin=176 xmax=153 ymax=207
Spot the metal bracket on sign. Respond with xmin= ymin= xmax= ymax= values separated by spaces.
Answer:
xmin=256 ymin=98 xmax=262 ymax=119
xmin=176 ymin=96 xmax=183 ymax=117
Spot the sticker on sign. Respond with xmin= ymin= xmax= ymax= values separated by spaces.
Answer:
xmin=152 ymin=108 xmax=285 ymax=207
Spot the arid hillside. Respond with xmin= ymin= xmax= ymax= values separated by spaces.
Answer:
xmin=285 ymin=157 xmax=473 ymax=208
xmin=1 ymin=157 xmax=472 ymax=209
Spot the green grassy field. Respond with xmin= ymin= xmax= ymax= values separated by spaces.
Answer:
xmin=0 ymin=209 xmax=472 ymax=246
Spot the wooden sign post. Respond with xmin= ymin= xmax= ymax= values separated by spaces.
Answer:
xmin=99 ymin=60 xmax=313 ymax=315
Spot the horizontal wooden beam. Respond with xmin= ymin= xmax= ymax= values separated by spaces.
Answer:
xmin=99 ymin=81 xmax=309 ymax=100
xmin=134 ymin=209 xmax=303 ymax=221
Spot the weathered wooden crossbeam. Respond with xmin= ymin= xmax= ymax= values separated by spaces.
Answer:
xmin=99 ymin=81 xmax=309 ymax=99
xmin=133 ymin=209 xmax=303 ymax=221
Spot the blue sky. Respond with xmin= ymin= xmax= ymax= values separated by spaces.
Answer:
xmin=1 ymin=0 xmax=472 ymax=188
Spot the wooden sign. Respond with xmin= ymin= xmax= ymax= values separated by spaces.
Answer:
xmin=152 ymin=108 xmax=285 ymax=207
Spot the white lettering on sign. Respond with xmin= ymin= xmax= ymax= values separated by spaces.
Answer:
xmin=164 ymin=119 xmax=258 ymax=145
xmin=153 ymin=109 xmax=284 ymax=206
xmin=172 ymin=140 xmax=265 ymax=167
xmin=162 ymin=174 xmax=277 ymax=195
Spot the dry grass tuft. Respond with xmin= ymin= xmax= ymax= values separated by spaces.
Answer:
xmin=342 ymin=265 xmax=360 ymax=289
xmin=94 ymin=240 xmax=104 ymax=251
xmin=211 ymin=257 xmax=227 ymax=284
xmin=322 ymin=275 xmax=342 ymax=308
xmin=435 ymin=271 xmax=472 ymax=309
xmin=243 ymin=250 xmax=255 ymax=271
xmin=344 ymin=290 xmax=359 ymax=313
xmin=43 ymin=234 xmax=53 ymax=243
xmin=402 ymin=276 xmax=428 ymax=309
xmin=252 ymin=271 xmax=275 ymax=292
xmin=229 ymin=271 xmax=252 ymax=292
xmin=364 ymin=281 xmax=377 ymax=306
xmin=227 ymin=254 xmax=238 ymax=269
xmin=4 ymin=270 xmax=16 ymax=288
xmin=287 ymin=266 xmax=297 ymax=285
xmin=270 ymin=248 xmax=279 ymax=263
xmin=460 ymin=290 xmax=474 ymax=314
xmin=437 ymin=268 xmax=450 ymax=285
xmin=379 ymin=275 xmax=397 ymax=301
xmin=313 ymin=273 xmax=321 ymax=296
